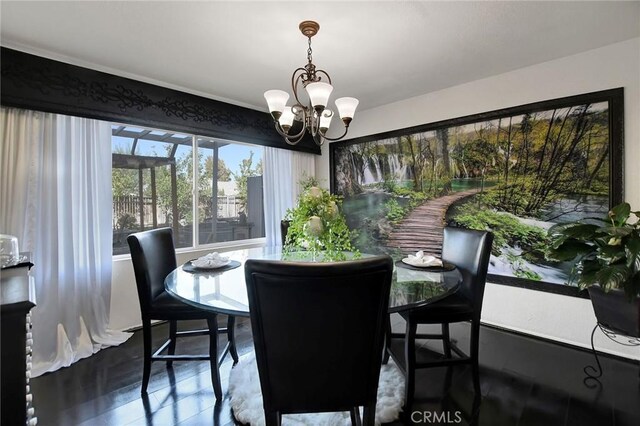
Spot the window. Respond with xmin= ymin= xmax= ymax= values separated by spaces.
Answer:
xmin=111 ymin=125 xmax=264 ymax=255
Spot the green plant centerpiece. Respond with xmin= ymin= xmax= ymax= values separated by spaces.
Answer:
xmin=283 ymin=182 xmax=358 ymax=262
xmin=548 ymin=202 xmax=640 ymax=337
xmin=549 ymin=203 xmax=640 ymax=299
xmin=547 ymin=202 xmax=640 ymax=299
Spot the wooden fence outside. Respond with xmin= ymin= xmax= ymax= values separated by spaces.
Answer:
xmin=113 ymin=195 xmax=242 ymax=228
xmin=113 ymin=195 xmax=164 ymax=228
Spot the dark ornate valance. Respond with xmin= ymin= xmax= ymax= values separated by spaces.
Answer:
xmin=0 ymin=47 xmax=320 ymax=155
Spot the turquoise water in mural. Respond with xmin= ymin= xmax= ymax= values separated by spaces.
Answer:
xmin=343 ymin=178 xmax=493 ymax=229
xmin=342 ymin=192 xmax=405 ymax=230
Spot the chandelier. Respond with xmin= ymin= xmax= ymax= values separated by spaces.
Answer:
xmin=264 ymin=21 xmax=359 ymax=146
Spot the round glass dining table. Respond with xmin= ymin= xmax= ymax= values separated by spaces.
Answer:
xmin=165 ymin=247 xmax=461 ymax=317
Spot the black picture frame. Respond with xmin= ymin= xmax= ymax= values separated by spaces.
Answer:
xmin=330 ymin=88 xmax=624 ymax=297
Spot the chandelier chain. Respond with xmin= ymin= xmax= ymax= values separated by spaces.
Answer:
xmin=307 ymin=37 xmax=313 ymax=64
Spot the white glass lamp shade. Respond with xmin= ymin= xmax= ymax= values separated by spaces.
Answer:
xmin=305 ymin=82 xmax=333 ymax=108
xmin=279 ymin=106 xmax=295 ymax=129
xmin=319 ymin=109 xmax=333 ymax=131
xmin=264 ymin=90 xmax=289 ymax=114
xmin=335 ymin=97 xmax=359 ymax=120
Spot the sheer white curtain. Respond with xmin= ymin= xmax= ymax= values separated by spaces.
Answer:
xmin=291 ymin=150 xmax=317 ymax=200
xmin=263 ymin=147 xmax=316 ymax=247
xmin=0 ymin=107 xmax=131 ymax=376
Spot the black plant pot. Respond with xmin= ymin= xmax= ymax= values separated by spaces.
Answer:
xmin=587 ymin=286 xmax=640 ymax=338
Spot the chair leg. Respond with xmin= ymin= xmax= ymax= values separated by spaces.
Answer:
xmin=264 ymin=411 xmax=281 ymax=426
xmin=470 ymin=319 xmax=481 ymax=394
xmin=350 ymin=407 xmax=362 ymax=426
xmin=442 ymin=323 xmax=452 ymax=358
xmin=363 ymin=403 xmax=376 ymax=426
xmin=382 ymin=315 xmax=391 ymax=365
xmin=167 ymin=320 xmax=177 ymax=368
xmin=404 ymin=319 xmax=418 ymax=410
xmin=207 ymin=316 xmax=223 ymax=400
xmin=141 ymin=319 xmax=152 ymax=394
xmin=227 ymin=315 xmax=239 ymax=365
xmin=470 ymin=393 xmax=482 ymax=426
xmin=443 ymin=366 xmax=454 ymax=395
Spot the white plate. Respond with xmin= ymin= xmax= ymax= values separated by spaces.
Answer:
xmin=191 ymin=259 xmax=231 ymax=269
xmin=401 ymin=257 xmax=443 ymax=268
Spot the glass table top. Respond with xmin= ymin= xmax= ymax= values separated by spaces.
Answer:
xmin=165 ymin=247 xmax=461 ymax=317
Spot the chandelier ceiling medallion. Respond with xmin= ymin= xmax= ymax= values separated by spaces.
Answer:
xmin=264 ymin=20 xmax=359 ymax=146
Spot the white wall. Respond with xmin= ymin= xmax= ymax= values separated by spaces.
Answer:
xmin=317 ymin=38 xmax=640 ymax=360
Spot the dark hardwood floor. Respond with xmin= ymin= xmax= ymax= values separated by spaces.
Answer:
xmin=30 ymin=316 xmax=640 ymax=425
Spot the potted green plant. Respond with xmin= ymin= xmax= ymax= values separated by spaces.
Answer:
xmin=547 ymin=202 xmax=640 ymax=337
xmin=283 ymin=182 xmax=357 ymax=262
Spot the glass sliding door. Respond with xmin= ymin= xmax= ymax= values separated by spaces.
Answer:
xmin=196 ymin=137 xmax=264 ymax=245
xmin=111 ymin=124 xmax=265 ymax=256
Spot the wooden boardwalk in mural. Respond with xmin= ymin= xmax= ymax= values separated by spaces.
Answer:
xmin=386 ymin=189 xmax=480 ymax=255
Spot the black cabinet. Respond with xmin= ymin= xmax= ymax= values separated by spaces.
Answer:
xmin=1 ymin=263 xmax=37 ymax=425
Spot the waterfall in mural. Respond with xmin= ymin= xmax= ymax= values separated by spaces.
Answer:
xmin=358 ymin=153 xmax=409 ymax=186
xmin=361 ymin=155 xmax=380 ymax=185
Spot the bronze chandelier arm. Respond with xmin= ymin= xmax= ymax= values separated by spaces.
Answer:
xmin=291 ymin=68 xmax=308 ymax=105
xmin=283 ymin=129 xmax=308 ymax=145
xmin=273 ymin=104 xmax=308 ymax=144
xmin=319 ymin=123 xmax=351 ymax=142
xmin=274 ymin=121 xmax=304 ymax=140
xmin=315 ymin=69 xmax=332 ymax=85
xmin=312 ymin=132 xmax=325 ymax=146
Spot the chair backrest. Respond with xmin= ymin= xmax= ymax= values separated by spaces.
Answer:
xmin=441 ymin=227 xmax=494 ymax=316
xmin=244 ymin=255 xmax=393 ymax=415
xmin=280 ymin=220 xmax=290 ymax=245
xmin=127 ymin=227 xmax=178 ymax=315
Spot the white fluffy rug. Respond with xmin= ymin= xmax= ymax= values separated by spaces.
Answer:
xmin=229 ymin=352 xmax=405 ymax=426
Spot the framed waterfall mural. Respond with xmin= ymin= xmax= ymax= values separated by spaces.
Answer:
xmin=330 ymin=88 xmax=624 ymax=296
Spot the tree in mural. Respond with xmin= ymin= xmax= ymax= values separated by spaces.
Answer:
xmin=450 ymin=123 xmax=497 ymax=193
xmin=478 ymin=105 xmax=609 ymax=217
xmin=401 ymin=134 xmax=431 ymax=192
xmin=437 ymin=128 xmax=452 ymax=194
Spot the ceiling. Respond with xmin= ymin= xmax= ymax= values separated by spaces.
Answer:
xmin=1 ymin=1 xmax=639 ymax=113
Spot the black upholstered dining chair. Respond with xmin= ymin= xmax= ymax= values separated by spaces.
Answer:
xmin=127 ymin=227 xmax=238 ymax=397
xmin=385 ymin=226 xmax=493 ymax=408
xmin=245 ymin=255 xmax=394 ymax=426
xmin=280 ymin=219 xmax=290 ymax=245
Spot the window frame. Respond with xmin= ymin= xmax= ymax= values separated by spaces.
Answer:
xmin=111 ymin=122 xmax=266 ymax=260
